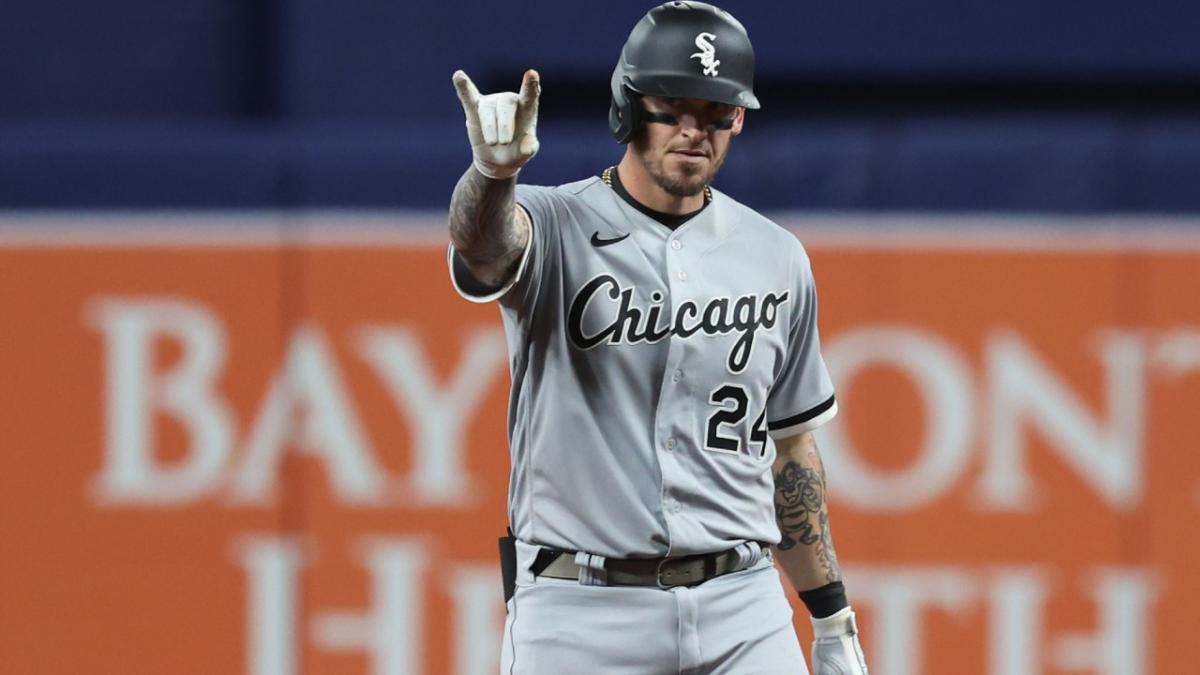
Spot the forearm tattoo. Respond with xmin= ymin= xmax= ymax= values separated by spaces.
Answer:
xmin=774 ymin=448 xmax=841 ymax=583
xmin=447 ymin=165 xmax=525 ymax=286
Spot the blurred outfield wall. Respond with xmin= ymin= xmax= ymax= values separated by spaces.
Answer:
xmin=2 ymin=212 xmax=1198 ymax=675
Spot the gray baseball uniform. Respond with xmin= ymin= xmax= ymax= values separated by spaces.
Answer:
xmin=448 ymin=175 xmax=837 ymax=673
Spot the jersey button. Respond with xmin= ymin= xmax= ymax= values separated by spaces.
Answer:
xmin=670 ymin=240 xmax=682 ymax=251
xmin=672 ymin=369 xmax=683 ymax=382
xmin=677 ymin=270 xmax=688 ymax=282
xmin=666 ymin=437 xmax=677 ymax=450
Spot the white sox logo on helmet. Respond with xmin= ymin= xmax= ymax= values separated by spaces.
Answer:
xmin=690 ymin=32 xmax=720 ymax=77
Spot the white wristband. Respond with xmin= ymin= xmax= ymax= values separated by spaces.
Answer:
xmin=473 ymin=160 xmax=519 ymax=181
xmin=811 ymin=606 xmax=859 ymax=638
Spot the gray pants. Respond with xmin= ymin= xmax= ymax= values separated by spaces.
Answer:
xmin=501 ymin=540 xmax=809 ymax=675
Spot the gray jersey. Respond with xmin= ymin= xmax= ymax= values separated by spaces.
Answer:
xmin=448 ymin=176 xmax=837 ymax=558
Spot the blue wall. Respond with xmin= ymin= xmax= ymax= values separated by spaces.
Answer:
xmin=2 ymin=0 xmax=1198 ymax=210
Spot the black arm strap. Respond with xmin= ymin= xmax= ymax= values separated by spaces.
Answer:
xmin=798 ymin=580 xmax=849 ymax=619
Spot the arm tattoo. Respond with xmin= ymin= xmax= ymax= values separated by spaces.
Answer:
xmin=447 ymin=165 xmax=526 ymax=287
xmin=774 ymin=448 xmax=842 ymax=583
xmin=774 ymin=462 xmax=822 ymax=549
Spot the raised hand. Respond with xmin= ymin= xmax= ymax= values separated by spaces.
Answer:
xmin=452 ymin=69 xmax=541 ymax=180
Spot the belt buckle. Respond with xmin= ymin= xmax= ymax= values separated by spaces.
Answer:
xmin=656 ymin=556 xmax=694 ymax=589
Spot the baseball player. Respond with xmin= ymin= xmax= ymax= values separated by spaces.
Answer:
xmin=446 ymin=2 xmax=868 ymax=673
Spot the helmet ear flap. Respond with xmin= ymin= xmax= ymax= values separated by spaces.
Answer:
xmin=610 ymin=85 xmax=643 ymax=144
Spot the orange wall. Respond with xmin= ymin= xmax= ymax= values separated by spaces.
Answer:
xmin=2 ymin=217 xmax=1198 ymax=675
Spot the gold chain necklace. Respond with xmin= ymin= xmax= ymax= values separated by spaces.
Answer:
xmin=602 ymin=166 xmax=712 ymax=206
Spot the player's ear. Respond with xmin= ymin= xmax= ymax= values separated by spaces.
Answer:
xmin=731 ymin=108 xmax=746 ymax=136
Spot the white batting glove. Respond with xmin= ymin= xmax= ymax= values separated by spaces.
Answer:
xmin=810 ymin=607 xmax=870 ymax=674
xmin=452 ymin=69 xmax=541 ymax=180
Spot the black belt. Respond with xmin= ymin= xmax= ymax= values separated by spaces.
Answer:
xmin=531 ymin=543 xmax=768 ymax=589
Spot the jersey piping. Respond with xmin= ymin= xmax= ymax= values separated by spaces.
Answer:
xmin=446 ymin=205 xmax=537 ymax=304
xmin=766 ymin=394 xmax=839 ymax=440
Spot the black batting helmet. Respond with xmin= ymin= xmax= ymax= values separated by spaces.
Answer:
xmin=609 ymin=1 xmax=760 ymax=144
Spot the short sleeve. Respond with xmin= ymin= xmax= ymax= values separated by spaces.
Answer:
xmin=765 ymin=249 xmax=837 ymax=439
xmin=446 ymin=184 xmax=560 ymax=315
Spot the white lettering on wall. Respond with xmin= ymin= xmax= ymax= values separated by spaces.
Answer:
xmin=981 ymin=331 xmax=1146 ymax=509
xmin=447 ymin=566 xmax=504 ymax=675
xmin=1049 ymin=569 xmax=1160 ymax=675
xmin=986 ymin=568 xmax=1049 ymax=675
xmin=230 ymin=324 xmax=386 ymax=505
xmin=310 ymin=539 xmax=430 ymax=675
xmin=848 ymin=565 xmax=1161 ymax=675
xmin=847 ymin=566 xmax=976 ymax=675
xmin=820 ymin=326 xmax=976 ymax=510
xmin=819 ymin=326 xmax=1156 ymax=512
xmin=88 ymin=297 xmax=505 ymax=508
xmin=1154 ymin=329 xmax=1200 ymax=376
xmin=88 ymin=296 xmax=1186 ymax=513
xmin=232 ymin=542 xmax=1161 ymax=675
xmin=1153 ymin=330 xmax=1200 ymax=506
xmin=356 ymin=327 xmax=506 ymax=506
xmin=89 ymin=298 xmax=235 ymax=504
xmin=233 ymin=536 xmax=308 ymax=675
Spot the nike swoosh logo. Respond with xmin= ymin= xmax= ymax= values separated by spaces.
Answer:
xmin=591 ymin=231 xmax=630 ymax=247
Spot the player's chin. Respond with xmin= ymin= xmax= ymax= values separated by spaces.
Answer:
xmin=664 ymin=156 xmax=709 ymax=183
xmin=657 ymin=175 xmax=707 ymax=197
